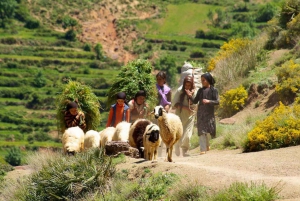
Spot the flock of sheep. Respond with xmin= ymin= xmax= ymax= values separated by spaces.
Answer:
xmin=62 ymin=106 xmax=183 ymax=162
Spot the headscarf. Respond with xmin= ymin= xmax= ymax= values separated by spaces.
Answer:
xmin=201 ymin=73 xmax=215 ymax=86
xmin=116 ymin=92 xmax=126 ymax=100
xmin=179 ymin=76 xmax=195 ymax=112
xmin=66 ymin=101 xmax=78 ymax=111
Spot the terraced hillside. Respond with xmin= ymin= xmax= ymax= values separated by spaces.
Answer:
xmin=0 ymin=26 xmax=120 ymax=153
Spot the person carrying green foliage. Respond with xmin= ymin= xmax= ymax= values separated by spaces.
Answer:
xmin=106 ymin=92 xmax=130 ymax=127
xmin=64 ymin=101 xmax=86 ymax=131
xmin=128 ymin=90 xmax=148 ymax=122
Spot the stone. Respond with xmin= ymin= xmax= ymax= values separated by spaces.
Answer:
xmin=105 ymin=141 xmax=139 ymax=158
xmin=219 ymin=118 xmax=236 ymax=125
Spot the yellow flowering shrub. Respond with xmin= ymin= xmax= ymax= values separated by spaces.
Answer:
xmin=207 ymin=38 xmax=251 ymax=72
xmin=244 ymin=101 xmax=300 ymax=152
xmin=275 ymin=60 xmax=300 ymax=103
xmin=218 ymin=86 xmax=248 ymax=118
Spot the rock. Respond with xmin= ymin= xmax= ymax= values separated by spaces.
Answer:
xmin=105 ymin=141 xmax=139 ymax=158
xmin=219 ymin=118 xmax=236 ymax=125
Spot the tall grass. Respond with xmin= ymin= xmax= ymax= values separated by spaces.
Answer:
xmin=213 ymin=33 xmax=268 ymax=93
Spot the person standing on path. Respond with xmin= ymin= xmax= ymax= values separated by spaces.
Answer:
xmin=156 ymin=71 xmax=172 ymax=112
xmin=173 ymin=76 xmax=198 ymax=157
xmin=186 ymin=73 xmax=219 ymax=155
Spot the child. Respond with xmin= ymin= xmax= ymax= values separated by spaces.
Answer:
xmin=156 ymin=71 xmax=172 ymax=112
xmin=64 ymin=101 xmax=86 ymax=131
xmin=128 ymin=90 xmax=148 ymax=122
xmin=186 ymin=73 xmax=219 ymax=155
xmin=173 ymin=76 xmax=198 ymax=156
xmin=106 ymin=92 xmax=130 ymax=127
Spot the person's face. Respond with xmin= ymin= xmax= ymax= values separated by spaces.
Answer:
xmin=136 ymin=96 xmax=145 ymax=105
xmin=156 ymin=76 xmax=165 ymax=86
xmin=184 ymin=81 xmax=192 ymax=91
xmin=201 ymin=77 xmax=210 ymax=87
xmin=69 ymin=108 xmax=78 ymax=116
xmin=117 ymin=99 xmax=125 ymax=105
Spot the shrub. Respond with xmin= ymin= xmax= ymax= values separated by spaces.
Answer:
xmin=212 ymin=182 xmax=280 ymax=201
xmin=13 ymin=149 xmax=115 ymax=200
xmin=156 ymin=55 xmax=178 ymax=87
xmin=275 ymin=60 xmax=300 ymax=103
xmin=24 ymin=18 xmax=40 ymax=29
xmin=244 ymin=101 xmax=300 ymax=152
xmin=256 ymin=3 xmax=277 ymax=23
xmin=83 ymin=43 xmax=92 ymax=51
xmin=106 ymin=59 xmax=157 ymax=109
xmin=171 ymin=182 xmax=208 ymax=201
xmin=5 ymin=146 xmax=22 ymax=166
xmin=65 ymin=29 xmax=76 ymax=41
xmin=190 ymin=50 xmax=205 ymax=58
xmin=95 ymin=43 xmax=103 ymax=60
xmin=218 ymin=86 xmax=248 ymax=118
xmin=56 ymin=80 xmax=101 ymax=133
xmin=208 ymin=38 xmax=251 ymax=72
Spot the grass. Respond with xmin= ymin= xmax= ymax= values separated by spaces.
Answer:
xmin=138 ymin=4 xmax=220 ymax=35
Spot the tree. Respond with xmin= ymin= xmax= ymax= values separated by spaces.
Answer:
xmin=5 ymin=146 xmax=22 ymax=166
xmin=0 ymin=0 xmax=18 ymax=27
xmin=62 ymin=15 xmax=78 ymax=41
xmin=156 ymin=55 xmax=177 ymax=88
xmin=94 ymin=43 xmax=103 ymax=60
xmin=106 ymin=59 xmax=157 ymax=109
xmin=256 ymin=3 xmax=277 ymax=22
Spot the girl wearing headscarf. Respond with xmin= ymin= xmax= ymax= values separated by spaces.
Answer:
xmin=156 ymin=71 xmax=172 ymax=112
xmin=128 ymin=90 xmax=148 ymax=122
xmin=173 ymin=76 xmax=198 ymax=156
xmin=106 ymin=92 xmax=130 ymax=127
xmin=186 ymin=73 xmax=219 ymax=155
xmin=64 ymin=101 xmax=86 ymax=131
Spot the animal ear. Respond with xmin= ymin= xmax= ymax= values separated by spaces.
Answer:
xmin=159 ymin=107 xmax=163 ymax=116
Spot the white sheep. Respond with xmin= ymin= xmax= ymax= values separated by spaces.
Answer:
xmin=100 ymin=127 xmax=116 ymax=147
xmin=84 ymin=130 xmax=101 ymax=149
xmin=112 ymin=121 xmax=131 ymax=142
xmin=143 ymin=123 xmax=161 ymax=162
xmin=153 ymin=106 xmax=183 ymax=162
xmin=129 ymin=119 xmax=151 ymax=158
xmin=62 ymin=126 xmax=85 ymax=155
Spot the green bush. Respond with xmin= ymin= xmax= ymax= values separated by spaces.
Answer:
xmin=83 ymin=43 xmax=92 ymax=51
xmin=190 ymin=50 xmax=205 ymax=58
xmin=256 ymin=3 xmax=277 ymax=23
xmin=24 ymin=18 xmax=40 ymax=29
xmin=171 ymin=182 xmax=208 ymax=201
xmin=13 ymin=149 xmax=115 ymax=200
xmin=65 ymin=29 xmax=77 ymax=41
xmin=5 ymin=146 xmax=22 ymax=166
xmin=106 ymin=59 xmax=157 ymax=109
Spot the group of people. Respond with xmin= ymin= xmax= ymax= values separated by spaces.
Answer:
xmin=64 ymin=69 xmax=219 ymax=156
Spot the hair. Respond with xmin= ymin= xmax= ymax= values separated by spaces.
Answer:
xmin=116 ymin=92 xmax=126 ymax=100
xmin=134 ymin=90 xmax=147 ymax=101
xmin=66 ymin=101 xmax=78 ymax=111
xmin=179 ymin=76 xmax=195 ymax=112
xmin=156 ymin=71 xmax=167 ymax=84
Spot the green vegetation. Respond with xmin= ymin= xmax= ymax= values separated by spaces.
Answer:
xmin=4 ymin=146 xmax=21 ymax=166
xmin=56 ymin=80 xmax=101 ymax=133
xmin=106 ymin=59 xmax=157 ymax=109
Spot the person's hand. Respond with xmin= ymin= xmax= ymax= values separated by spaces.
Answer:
xmin=185 ymin=89 xmax=193 ymax=98
xmin=174 ymin=103 xmax=180 ymax=109
xmin=165 ymin=105 xmax=170 ymax=112
xmin=203 ymin=99 xmax=210 ymax=104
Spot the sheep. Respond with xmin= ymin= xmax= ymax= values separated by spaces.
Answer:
xmin=143 ymin=123 xmax=161 ymax=162
xmin=62 ymin=126 xmax=85 ymax=155
xmin=100 ymin=127 xmax=116 ymax=147
xmin=129 ymin=119 xmax=151 ymax=158
xmin=112 ymin=121 xmax=131 ymax=142
xmin=84 ymin=130 xmax=101 ymax=149
xmin=153 ymin=106 xmax=183 ymax=162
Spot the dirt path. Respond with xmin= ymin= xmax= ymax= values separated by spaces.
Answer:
xmin=117 ymin=146 xmax=300 ymax=200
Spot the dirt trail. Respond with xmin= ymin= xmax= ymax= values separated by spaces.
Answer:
xmin=117 ymin=146 xmax=300 ymax=200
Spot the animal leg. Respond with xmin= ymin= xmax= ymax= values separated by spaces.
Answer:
xmin=168 ymin=145 xmax=174 ymax=162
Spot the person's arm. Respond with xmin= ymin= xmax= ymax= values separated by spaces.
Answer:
xmin=187 ymin=89 xmax=200 ymax=104
xmin=208 ymin=89 xmax=219 ymax=105
xmin=106 ymin=108 xmax=113 ymax=127
xmin=65 ymin=112 xmax=80 ymax=127
xmin=125 ymin=109 xmax=130 ymax=122
xmin=164 ymin=91 xmax=172 ymax=112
